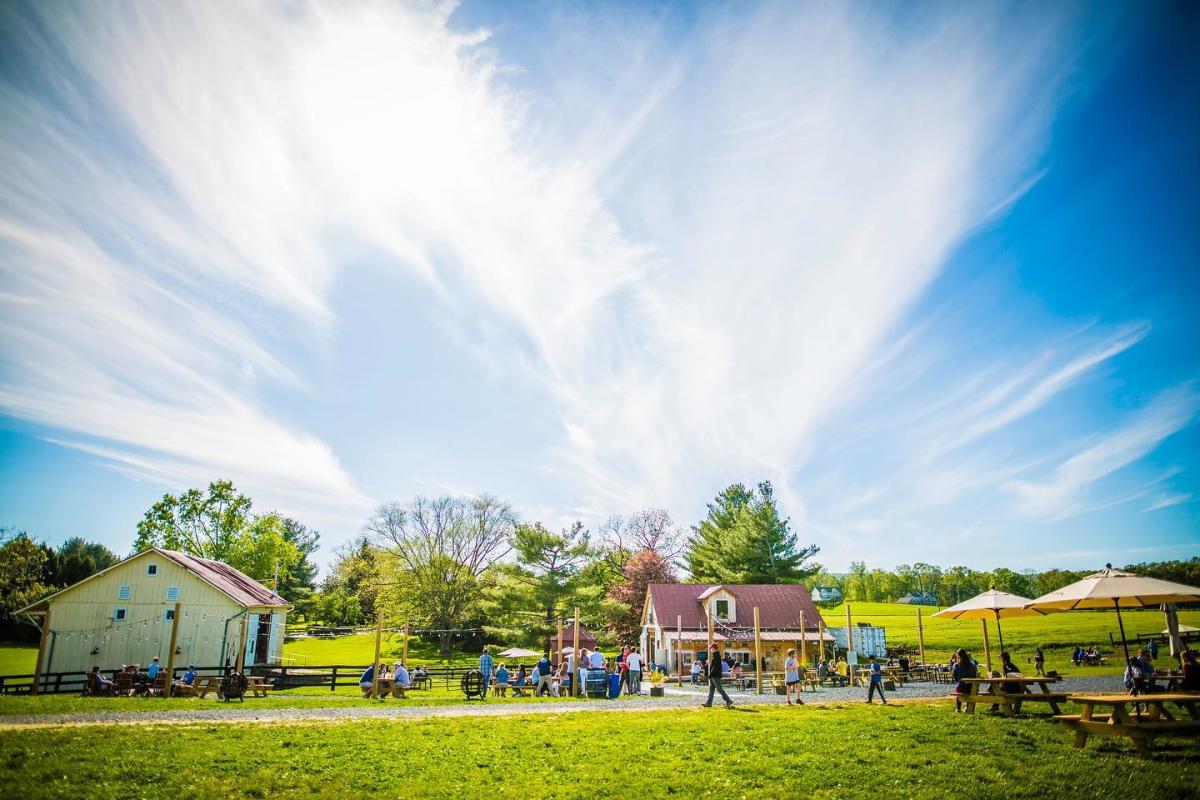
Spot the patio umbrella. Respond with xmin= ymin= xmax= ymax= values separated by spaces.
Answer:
xmin=933 ymin=588 xmax=1054 ymax=674
xmin=1160 ymin=623 xmax=1199 ymax=635
xmin=1024 ymin=564 xmax=1200 ymax=664
xmin=496 ymin=647 xmax=540 ymax=659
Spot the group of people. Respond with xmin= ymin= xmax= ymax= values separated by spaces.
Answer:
xmin=475 ymin=644 xmax=652 ymax=699
xmin=358 ymin=660 xmax=425 ymax=697
xmin=86 ymin=656 xmax=200 ymax=696
xmin=1071 ymin=645 xmax=1105 ymax=666
xmin=1124 ymin=643 xmax=1199 ymax=694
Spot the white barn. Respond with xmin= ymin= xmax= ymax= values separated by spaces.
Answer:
xmin=17 ymin=547 xmax=291 ymax=677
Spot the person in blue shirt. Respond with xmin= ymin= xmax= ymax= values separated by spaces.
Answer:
xmin=359 ymin=663 xmax=376 ymax=697
xmin=536 ymin=655 xmax=554 ymax=696
xmin=513 ymin=664 xmax=528 ymax=697
xmin=391 ymin=661 xmax=411 ymax=698
xmin=865 ymin=656 xmax=887 ymax=704
xmin=479 ymin=647 xmax=494 ymax=698
xmin=147 ymin=657 xmax=161 ymax=680
xmin=494 ymin=663 xmax=509 ymax=697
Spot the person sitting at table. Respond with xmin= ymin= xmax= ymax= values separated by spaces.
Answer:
xmin=817 ymin=659 xmax=830 ymax=681
xmin=494 ymin=663 xmax=510 ymax=697
xmin=1124 ymin=656 xmax=1150 ymax=695
xmin=897 ymin=656 xmax=910 ymax=673
xmin=147 ymin=656 xmax=161 ymax=681
xmin=1181 ymin=649 xmax=1200 ymax=691
xmin=835 ymin=658 xmax=850 ymax=686
xmin=1072 ymin=646 xmax=1084 ymax=666
xmin=359 ymin=662 xmax=376 ymax=697
xmin=88 ymin=666 xmax=115 ymax=695
xmin=513 ymin=664 xmax=529 ymax=697
xmin=952 ymin=649 xmax=978 ymax=712
xmin=556 ymin=660 xmax=570 ymax=696
xmin=732 ymin=663 xmax=744 ymax=681
xmin=999 ymin=652 xmax=1023 ymax=694
xmin=391 ymin=661 xmax=410 ymax=698
xmin=174 ymin=664 xmax=198 ymax=691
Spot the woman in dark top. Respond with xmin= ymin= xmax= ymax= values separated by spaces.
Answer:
xmin=1181 ymin=650 xmax=1200 ymax=692
xmin=952 ymin=649 xmax=977 ymax=712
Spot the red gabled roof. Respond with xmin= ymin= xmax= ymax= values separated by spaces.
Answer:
xmin=157 ymin=549 xmax=288 ymax=608
xmin=647 ymin=583 xmax=824 ymax=629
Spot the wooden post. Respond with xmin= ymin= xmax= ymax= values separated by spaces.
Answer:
xmin=163 ymin=602 xmax=182 ymax=698
xmin=845 ymin=603 xmax=853 ymax=659
xmin=31 ymin=609 xmax=51 ymax=696
xmin=236 ymin=616 xmax=248 ymax=674
xmin=556 ymin=618 xmax=563 ymax=665
xmin=676 ymin=614 xmax=683 ymax=682
xmin=706 ymin=606 xmax=714 ymax=649
xmin=981 ymin=618 xmax=992 ymax=675
xmin=753 ymin=606 xmax=763 ymax=695
xmin=799 ymin=611 xmax=807 ymax=667
xmin=572 ymin=606 xmax=580 ymax=697
xmin=372 ymin=606 xmax=383 ymax=699
xmin=402 ymin=623 xmax=410 ymax=665
xmin=817 ymin=618 xmax=826 ymax=662
xmin=917 ymin=607 xmax=926 ymax=665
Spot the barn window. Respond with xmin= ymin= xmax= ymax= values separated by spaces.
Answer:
xmin=117 ymin=585 xmax=132 ymax=600
xmin=114 ymin=607 xmax=127 ymax=621
xmin=166 ymin=586 xmax=179 ymax=601
xmin=164 ymin=609 xmax=175 ymax=622
xmin=715 ymin=599 xmax=730 ymax=620
xmin=146 ymin=564 xmax=158 ymax=576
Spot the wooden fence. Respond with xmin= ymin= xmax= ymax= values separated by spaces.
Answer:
xmin=0 ymin=662 xmax=535 ymax=695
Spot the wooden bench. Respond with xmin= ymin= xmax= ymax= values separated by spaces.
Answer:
xmin=1059 ymin=692 xmax=1200 ymax=755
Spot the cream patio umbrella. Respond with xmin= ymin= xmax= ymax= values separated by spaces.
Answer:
xmin=934 ymin=588 xmax=1055 ymax=674
xmin=1024 ymin=564 xmax=1200 ymax=664
xmin=496 ymin=648 xmax=540 ymax=659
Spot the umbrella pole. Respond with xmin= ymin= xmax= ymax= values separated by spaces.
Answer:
xmin=1114 ymin=599 xmax=1131 ymax=665
xmin=995 ymin=612 xmax=1007 ymax=672
xmin=981 ymin=619 xmax=992 ymax=675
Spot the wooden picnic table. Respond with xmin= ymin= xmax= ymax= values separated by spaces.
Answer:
xmin=956 ymin=675 xmax=1067 ymax=716
xmin=1057 ymin=692 xmax=1200 ymax=756
xmin=854 ymin=666 xmax=904 ymax=688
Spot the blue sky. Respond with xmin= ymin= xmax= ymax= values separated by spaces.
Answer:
xmin=0 ymin=1 xmax=1197 ymax=575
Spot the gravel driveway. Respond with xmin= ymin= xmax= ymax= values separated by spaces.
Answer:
xmin=0 ymin=675 xmax=1124 ymax=729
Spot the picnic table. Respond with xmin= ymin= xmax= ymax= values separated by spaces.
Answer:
xmin=855 ymin=666 xmax=904 ymax=688
xmin=1056 ymin=693 xmax=1200 ymax=756
xmin=955 ymin=675 xmax=1067 ymax=716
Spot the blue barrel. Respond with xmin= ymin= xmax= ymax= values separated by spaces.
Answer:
xmin=608 ymin=672 xmax=621 ymax=699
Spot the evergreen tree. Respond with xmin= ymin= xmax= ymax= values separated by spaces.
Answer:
xmin=684 ymin=481 xmax=819 ymax=584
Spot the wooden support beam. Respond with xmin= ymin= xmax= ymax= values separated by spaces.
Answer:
xmin=31 ymin=609 xmax=51 ymax=696
xmin=917 ymin=607 xmax=926 ymax=664
xmin=557 ymin=617 xmax=563 ymax=665
xmin=817 ymin=618 xmax=826 ymax=663
xmin=753 ymin=606 xmax=762 ymax=695
xmin=372 ymin=606 xmax=383 ymax=700
xmin=164 ymin=602 xmax=182 ymax=698
xmin=402 ymin=622 xmax=410 ymax=665
xmin=799 ymin=610 xmax=807 ymax=667
xmin=845 ymin=604 xmax=853 ymax=660
xmin=572 ymin=606 xmax=580 ymax=697
xmin=676 ymin=614 xmax=683 ymax=682
xmin=981 ymin=618 xmax=992 ymax=675
xmin=235 ymin=616 xmax=248 ymax=674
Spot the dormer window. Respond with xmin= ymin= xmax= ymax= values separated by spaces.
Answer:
xmin=715 ymin=599 xmax=730 ymax=620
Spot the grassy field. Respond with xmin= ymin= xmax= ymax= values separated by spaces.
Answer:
xmin=2 ymin=702 xmax=1196 ymax=799
xmin=282 ymin=633 xmax=482 ymax=668
xmin=0 ymin=642 xmax=36 ymax=676
xmin=825 ymin=602 xmax=1200 ymax=676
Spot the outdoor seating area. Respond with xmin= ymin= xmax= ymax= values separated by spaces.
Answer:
xmin=1056 ymin=693 xmax=1200 ymax=756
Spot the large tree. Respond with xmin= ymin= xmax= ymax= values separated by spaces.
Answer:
xmin=0 ymin=529 xmax=55 ymax=640
xmin=133 ymin=480 xmax=315 ymax=599
xmin=685 ymin=481 xmax=819 ymax=584
xmin=480 ymin=520 xmax=600 ymax=653
xmin=55 ymin=537 xmax=118 ymax=586
xmin=367 ymin=494 xmax=515 ymax=658
xmin=606 ymin=548 xmax=678 ymax=645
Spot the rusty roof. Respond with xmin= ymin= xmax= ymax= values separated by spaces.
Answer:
xmin=158 ymin=549 xmax=289 ymax=609
xmin=647 ymin=583 xmax=825 ymax=630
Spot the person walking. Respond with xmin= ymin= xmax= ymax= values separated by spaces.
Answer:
xmin=865 ymin=655 xmax=887 ymax=704
xmin=784 ymin=648 xmax=804 ymax=706
xmin=536 ymin=653 xmax=554 ymax=697
xmin=626 ymin=646 xmax=643 ymax=695
xmin=702 ymin=643 xmax=734 ymax=708
xmin=1033 ymin=647 xmax=1045 ymax=676
xmin=479 ymin=647 xmax=494 ymax=699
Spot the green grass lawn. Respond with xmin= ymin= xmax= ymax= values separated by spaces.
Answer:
xmin=823 ymin=602 xmax=1200 ymax=676
xmin=0 ymin=642 xmax=36 ymax=676
xmin=283 ymin=633 xmax=483 ymax=668
xmin=2 ymin=702 xmax=1196 ymax=799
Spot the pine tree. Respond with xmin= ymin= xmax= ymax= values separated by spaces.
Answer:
xmin=684 ymin=481 xmax=819 ymax=584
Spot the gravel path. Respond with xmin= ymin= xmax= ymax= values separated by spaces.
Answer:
xmin=0 ymin=676 xmax=1124 ymax=730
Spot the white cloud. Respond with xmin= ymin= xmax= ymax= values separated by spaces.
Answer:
xmin=1143 ymin=493 xmax=1192 ymax=512
xmin=1007 ymin=385 xmax=1199 ymax=520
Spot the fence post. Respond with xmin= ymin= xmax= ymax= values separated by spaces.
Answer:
xmin=330 ymin=666 xmax=338 ymax=692
xmin=753 ymin=606 xmax=762 ymax=695
xmin=163 ymin=602 xmax=182 ymax=698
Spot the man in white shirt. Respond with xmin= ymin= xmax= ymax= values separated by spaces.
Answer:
xmin=590 ymin=648 xmax=605 ymax=669
xmin=625 ymin=647 xmax=643 ymax=695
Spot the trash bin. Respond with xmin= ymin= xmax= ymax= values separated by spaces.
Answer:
xmin=608 ymin=672 xmax=621 ymax=699
xmin=585 ymin=669 xmax=607 ymax=698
